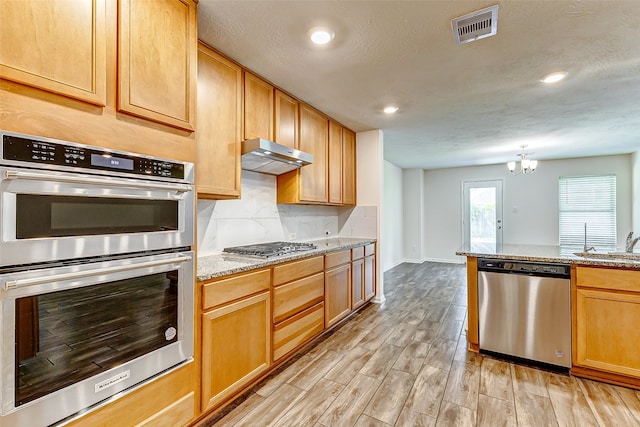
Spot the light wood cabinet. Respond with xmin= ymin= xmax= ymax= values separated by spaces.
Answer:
xmin=329 ymin=120 xmax=344 ymax=204
xmin=325 ymin=250 xmax=352 ymax=328
xmin=134 ymin=392 xmax=195 ymax=427
xmin=328 ymin=121 xmax=357 ymax=206
xmin=364 ymin=245 xmax=376 ymax=301
xmin=196 ymin=43 xmax=242 ymax=199
xmin=117 ymin=0 xmax=196 ymax=131
xmin=351 ymin=258 xmax=365 ymax=310
xmin=573 ymin=266 xmax=640 ymax=384
xmin=277 ymin=104 xmax=328 ymax=204
xmin=272 ymin=257 xmax=325 ymax=361
xmin=342 ymin=128 xmax=356 ymax=206
xmin=201 ymin=291 xmax=271 ymax=411
xmin=274 ymin=90 xmax=299 ymax=149
xmin=0 ymin=0 xmax=107 ymax=106
xmin=244 ymin=71 xmax=274 ymax=140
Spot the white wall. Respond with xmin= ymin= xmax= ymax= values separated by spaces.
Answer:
xmin=422 ymin=154 xmax=633 ymax=262
xmin=633 ymin=151 xmax=640 ymax=232
xmin=383 ymin=161 xmax=403 ymax=271
xmin=403 ymin=169 xmax=425 ymax=262
xmin=356 ymin=130 xmax=385 ymax=302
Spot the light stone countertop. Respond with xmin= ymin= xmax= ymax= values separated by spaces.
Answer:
xmin=456 ymin=243 xmax=640 ymax=269
xmin=197 ymin=237 xmax=376 ymax=282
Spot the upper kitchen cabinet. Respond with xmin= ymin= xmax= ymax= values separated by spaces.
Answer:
xmin=277 ymin=104 xmax=328 ymax=204
xmin=342 ymin=127 xmax=356 ymax=206
xmin=328 ymin=121 xmax=356 ymax=206
xmin=0 ymin=0 xmax=107 ymax=105
xmin=196 ymin=43 xmax=242 ymax=199
xmin=118 ymin=0 xmax=197 ymax=131
xmin=243 ymin=72 xmax=274 ymax=140
xmin=274 ymin=90 xmax=299 ymax=149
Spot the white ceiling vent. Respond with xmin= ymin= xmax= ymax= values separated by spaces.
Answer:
xmin=452 ymin=5 xmax=499 ymax=45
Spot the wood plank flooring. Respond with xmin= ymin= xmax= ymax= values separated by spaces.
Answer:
xmin=202 ymin=262 xmax=640 ymax=427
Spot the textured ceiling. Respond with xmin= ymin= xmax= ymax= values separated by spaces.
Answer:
xmin=197 ymin=0 xmax=640 ymax=170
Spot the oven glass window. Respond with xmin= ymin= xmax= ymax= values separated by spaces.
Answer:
xmin=14 ymin=272 xmax=179 ymax=406
xmin=15 ymin=195 xmax=178 ymax=238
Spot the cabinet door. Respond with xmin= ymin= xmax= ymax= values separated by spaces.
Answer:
xmin=201 ymin=292 xmax=271 ymax=411
xmin=196 ymin=43 xmax=242 ymax=199
xmin=244 ymin=71 xmax=274 ymax=140
xmin=325 ymin=263 xmax=352 ymax=328
xmin=575 ymin=288 xmax=640 ymax=378
xmin=328 ymin=120 xmax=343 ymax=205
xmin=364 ymin=254 xmax=376 ymax=301
xmin=0 ymin=0 xmax=106 ymax=105
xmin=274 ymin=90 xmax=298 ymax=149
xmin=342 ymin=128 xmax=356 ymax=206
xmin=298 ymin=104 xmax=329 ymax=203
xmin=118 ymin=0 xmax=196 ymax=131
xmin=351 ymin=258 xmax=365 ymax=310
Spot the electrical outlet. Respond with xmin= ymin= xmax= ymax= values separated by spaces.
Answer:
xmin=289 ymin=233 xmax=296 ymax=240
xmin=325 ymin=231 xmax=331 ymax=236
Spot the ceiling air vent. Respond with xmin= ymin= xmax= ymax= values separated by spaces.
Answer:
xmin=452 ymin=5 xmax=499 ymax=45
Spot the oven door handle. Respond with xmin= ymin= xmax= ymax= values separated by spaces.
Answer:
xmin=3 ymin=255 xmax=192 ymax=290
xmin=3 ymin=170 xmax=192 ymax=194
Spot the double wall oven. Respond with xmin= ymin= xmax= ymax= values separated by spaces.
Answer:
xmin=0 ymin=131 xmax=195 ymax=426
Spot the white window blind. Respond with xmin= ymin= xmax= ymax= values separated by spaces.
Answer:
xmin=559 ymin=175 xmax=616 ymax=249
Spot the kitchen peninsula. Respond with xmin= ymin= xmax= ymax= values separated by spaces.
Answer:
xmin=457 ymin=243 xmax=640 ymax=390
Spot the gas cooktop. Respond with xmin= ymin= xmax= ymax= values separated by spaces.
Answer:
xmin=222 ymin=241 xmax=317 ymax=258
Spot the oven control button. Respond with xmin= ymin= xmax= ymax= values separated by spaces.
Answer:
xmin=165 ymin=327 xmax=177 ymax=341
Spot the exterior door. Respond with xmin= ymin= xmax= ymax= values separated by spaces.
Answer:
xmin=463 ymin=180 xmax=503 ymax=252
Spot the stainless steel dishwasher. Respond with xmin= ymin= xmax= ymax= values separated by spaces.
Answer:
xmin=477 ymin=258 xmax=571 ymax=369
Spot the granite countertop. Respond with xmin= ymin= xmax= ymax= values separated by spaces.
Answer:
xmin=456 ymin=243 xmax=640 ymax=269
xmin=197 ymin=237 xmax=376 ymax=281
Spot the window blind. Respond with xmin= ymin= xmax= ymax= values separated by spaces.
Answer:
xmin=559 ymin=175 xmax=616 ymax=249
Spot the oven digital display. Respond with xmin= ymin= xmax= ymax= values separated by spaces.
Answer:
xmin=91 ymin=153 xmax=134 ymax=170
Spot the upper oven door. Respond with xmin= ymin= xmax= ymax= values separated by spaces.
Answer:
xmin=0 ymin=167 xmax=194 ymax=267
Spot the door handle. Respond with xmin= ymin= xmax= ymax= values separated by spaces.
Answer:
xmin=4 ymin=169 xmax=192 ymax=194
xmin=3 ymin=254 xmax=192 ymax=290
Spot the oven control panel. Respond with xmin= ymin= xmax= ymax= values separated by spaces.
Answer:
xmin=1 ymin=132 xmax=185 ymax=180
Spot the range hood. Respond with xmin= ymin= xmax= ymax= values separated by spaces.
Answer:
xmin=241 ymin=138 xmax=313 ymax=175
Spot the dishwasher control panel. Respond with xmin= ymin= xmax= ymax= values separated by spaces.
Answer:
xmin=478 ymin=258 xmax=570 ymax=278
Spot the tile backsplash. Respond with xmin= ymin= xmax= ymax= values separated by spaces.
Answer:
xmin=197 ymin=170 xmax=377 ymax=256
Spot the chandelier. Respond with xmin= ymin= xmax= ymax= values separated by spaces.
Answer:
xmin=507 ymin=145 xmax=538 ymax=174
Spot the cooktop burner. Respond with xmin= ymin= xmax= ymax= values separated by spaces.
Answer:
xmin=223 ymin=241 xmax=317 ymax=258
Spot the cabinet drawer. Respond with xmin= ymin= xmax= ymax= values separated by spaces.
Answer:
xmin=134 ymin=392 xmax=194 ymax=427
xmin=273 ymin=272 xmax=324 ymax=324
xmin=273 ymin=302 xmax=324 ymax=361
xmin=575 ymin=267 xmax=640 ymax=292
xmin=202 ymin=269 xmax=271 ymax=310
xmin=351 ymin=246 xmax=365 ymax=260
xmin=325 ymin=250 xmax=351 ymax=269
xmin=273 ymin=256 xmax=324 ymax=286
xmin=364 ymin=243 xmax=375 ymax=257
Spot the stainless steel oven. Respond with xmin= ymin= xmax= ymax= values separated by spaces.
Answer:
xmin=1 ymin=131 xmax=194 ymax=268
xmin=0 ymin=131 xmax=195 ymax=427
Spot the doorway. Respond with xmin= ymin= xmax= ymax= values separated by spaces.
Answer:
xmin=463 ymin=180 xmax=503 ymax=252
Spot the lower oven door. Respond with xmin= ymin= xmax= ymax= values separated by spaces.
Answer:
xmin=0 ymin=166 xmax=194 ymax=267
xmin=0 ymin=251 xmax=194 ymax=427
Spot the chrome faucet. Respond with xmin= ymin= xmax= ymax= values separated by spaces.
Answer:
xmin=626 ymin=232 xmax=639 ymax=253
xmin=583 ymin=223 xmax=595 ymax=253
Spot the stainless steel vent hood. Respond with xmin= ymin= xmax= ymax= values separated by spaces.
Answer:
xmin=241 ymin=138 xmax=313 ymax=175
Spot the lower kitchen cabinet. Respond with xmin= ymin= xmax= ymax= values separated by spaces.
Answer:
xmin=351 ymin=257 xmax=365 ymax=310
xmin=573 ymin=266 xmax=640 ymax=384
xmin=273 ymin=302 xmax=325 ymax=361
xmin=201 ymin=272 xmax=271 ymax=411
xmin=325 ymin=250 xmax=352 ymax=328
xmin=364 ymin=244 xmax=376 ymax=301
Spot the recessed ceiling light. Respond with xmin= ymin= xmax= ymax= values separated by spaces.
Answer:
xmin=383 ymin=106 xmax=399 ymax=114
xmin=540 ymin=71 xmax=567 ymax=84
xmin=309 ymin=26 xmax=335 ymax=45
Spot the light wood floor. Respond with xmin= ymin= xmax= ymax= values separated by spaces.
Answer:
xmin=206 ymin=262 xmax=640 ymax=427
